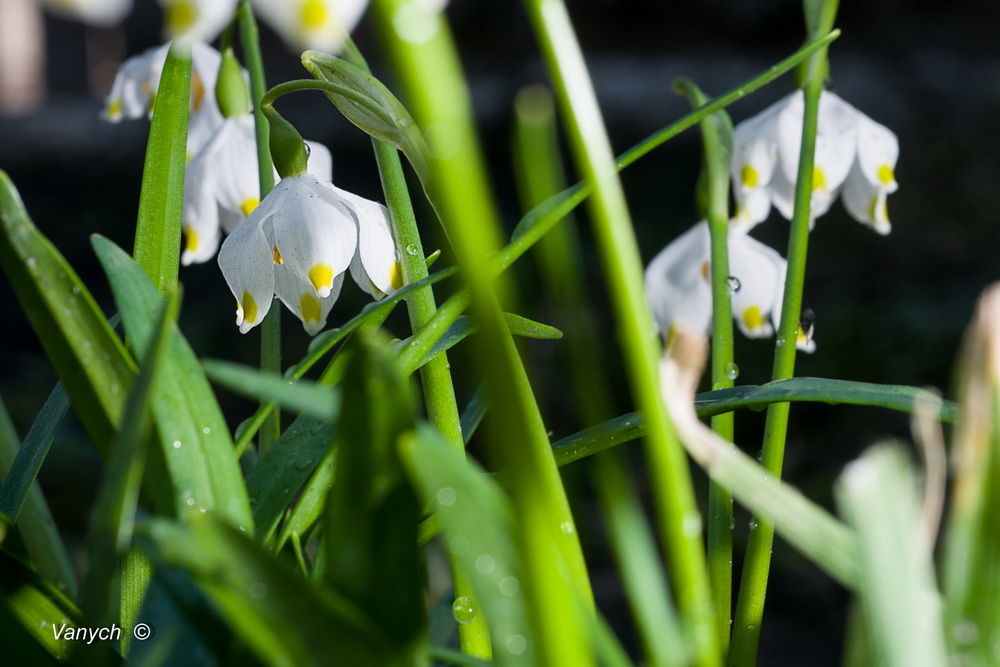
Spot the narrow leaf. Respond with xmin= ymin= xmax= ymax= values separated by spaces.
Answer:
xmin=203 ymin=360 xmax=339 ymax=423
xmin=93 ymin=236 xmax=252 ymax=531
xmin=0 ymin=172 xmax=135 ymax=454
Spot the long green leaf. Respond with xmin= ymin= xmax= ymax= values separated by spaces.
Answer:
xmin=0 ymin=172 xmax=135 ymax=454
xmin=321 ymin=333 xmax=425 ymax=655
xmin=400 ymin=423 xmax=534 ymax=666
xmin=551 ymin=379 xmax=956 ymax=468
xmin=132 ymin=43 xmax=190 ymax=294
xmin=77 ymin=293 xmax=176 ymax=665
xmin=93 ymin=236 xmax=251 ymax=531
xmin=138 ymin=514 xmax=398 ymax=666
xmin=0 ymin=551 xmax=80 ymax=661
xmin=203 ymin=360 xmax=339 ymax=423
xmin=836 ymin=444 xmax=947 ymax=667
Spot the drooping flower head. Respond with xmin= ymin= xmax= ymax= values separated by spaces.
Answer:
xmin=731 ymin=90 xmax=899 ymax=235
xmin=645 ymin=222 xmax=813 ymax=352
xmin=157 ymin=0 xmax=238 ymax=46
xmin=218 ymin=109 xmax=400 ymax=335
xmin=38 ymin=0 xmax=132 ymax=26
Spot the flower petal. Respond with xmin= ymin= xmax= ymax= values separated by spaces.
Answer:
xmin=274 ymin=264 xmax=342 ymax=335
xmin=336 ymin=187 xmax=400 ymax=298
xmin=218 ymin=210 xmax=276 ymax=333
xmin=730 ymin=232 xmax=787 ymax=338
xmin=731 ymin=94 xmax=788 ymax=228
xmin=158 ymin=0 xmax=237 ymax=46
xmin=644 ymin=222 xmax=713 ymax=337
xmin=269 ymin=174 xmax=357 ymax=298
xmin=181 ymin=181 xmax=221 ymax=265
xmin=40 ymin=0 xmax=132 ymax=27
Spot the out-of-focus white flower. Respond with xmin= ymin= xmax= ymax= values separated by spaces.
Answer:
xmin=251 ymin=0 xmax=370 ymax=52
xmin=731 ymin=89 xmax=899 ymax=235
xmin=157 ymin=0 xmax=237 ymax=45
xmin=217 ymin=168 xmax=400 ymax=335
xmin=101 ymin=42 xmax=225 ymax=159
xmin=645 ymin=222 xmax=813 ymax=352
xmin=38 ymin=0 xmax=131 ymax=26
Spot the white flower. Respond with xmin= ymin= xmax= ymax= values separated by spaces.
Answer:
xmin=182 ymin=122 xmax=332 ymax=265
xmin=217 ymin=172 xmax=401 ymax=335
xmin=157 ymin=0 xmax=238 ymax=45
xmin=101 ymin=42 xmax=225 ymax=159
xmin=251 ymin=0 xmax=370 ymax=52
xmin=731 ymin=90 xmax=899 ymax=235
xmin=645 ymin=222 xmax=814 ymax=352
xmin=38 ymin=0 xmax=131 ymax=27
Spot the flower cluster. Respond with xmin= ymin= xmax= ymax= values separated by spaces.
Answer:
xmin=731 ymin=89 xmax=899 ymax=235
xmin=646 ymin=88 xmax=898 ymax=352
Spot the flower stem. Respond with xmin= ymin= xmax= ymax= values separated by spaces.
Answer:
xmin=730 ymin=3 xmax=838 ymax=665
xmin=521 ymin=2 xmax=717 ymax=664
xmin=676 ymin=76 xmax=737 ymax=660
xmin=341 ymin=39 xmax=490 ymax=660
xmin=238 ymin=1 xmax=280 ymax=454
xmin=371 ymin=1 xmax=594 ymax=663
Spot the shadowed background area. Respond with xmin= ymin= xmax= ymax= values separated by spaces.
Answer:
xmin=1 ymin=1 xmax=998 ymax=663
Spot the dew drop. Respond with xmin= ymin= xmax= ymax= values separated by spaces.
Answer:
xmin=559 ymin=521 xmax=575 ymax=535
xmin=405 ymin=244 xmax=419 ymax=256
xmin=25 ymin=257 xmax=37 ymax=269
xmin=186 ymin=498 xmax=195 ymax=506
xmin=776 ymin=337 xmax=787 ymax=347
xmin=72 ymin=286 xmax=81 ymax=294
xmin=726 ymin=276 xmax=741 ymax=295
xmin=725 ymin=362 xmax=739 ymax=381
xmin=749 ymin=518 xmax=759 ymax=530
xmin=202 ymin=426 xmax=211 ymax=434
xmin=172 ymin=440 xmax=182 ymax=449
xmin=728 ymin=516 xmax=736 ymax=530
xmin=451 ymin=596 xmax=477 ymax=625
xmin=436 ymin=487 xmax=457 ymax=507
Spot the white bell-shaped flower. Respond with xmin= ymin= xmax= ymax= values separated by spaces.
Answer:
xmin=730 ymin=90 xmax=898 ymax=234
xmin=645 ymin=222 xmax=810 ymax=350
xmin=251 ymin=0 xmax=370 ymax=53
xmin=218 ymin=169 xmax=400 ymax=335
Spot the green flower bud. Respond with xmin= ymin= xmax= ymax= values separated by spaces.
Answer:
xmin=264 ymin=104 xmax=308 ymax=178
xmin=215 ymin=47 xmax=249 ymax=118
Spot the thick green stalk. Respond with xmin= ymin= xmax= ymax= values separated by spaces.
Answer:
xmin=521 ymin=2 xmax=717 ymax=664
xmin=372 ymin=1 xmax=594 ymax=663
xmin=730 ymin=2 xmax=838 ymax=665
xmin=676 ymin=77 xmax=736 ymax=659
xmin=340 ymin=40 xmax=490 ymax=659
xmin=513 ymin=85 xmax=684 ymax=667
xmin=239 ymin=1 xmax=280 ymax=454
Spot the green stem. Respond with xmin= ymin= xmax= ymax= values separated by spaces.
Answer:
xmin=372 ymin=1 xmax=594 ymax=663
xmin=730 ymin=3 xmax=838 ymax=665
xmin=522 ymin=2 xmax=717 ymax=664
xmin=239 ymin=1 xmax=280 ymax=454
xmin=676 ymin=77 xmax=737 ymax=659
xmin=340 ymin=39 xmax=490 ymax=660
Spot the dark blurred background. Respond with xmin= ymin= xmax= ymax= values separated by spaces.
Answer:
xmin=2 ymin=0 xmax=999 ymax=664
